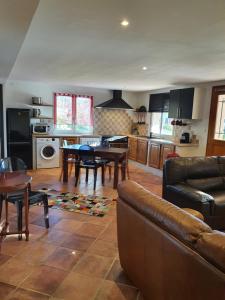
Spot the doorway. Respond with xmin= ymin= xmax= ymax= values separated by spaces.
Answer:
xmin=206 ymin=85 xmax=225 ymax=156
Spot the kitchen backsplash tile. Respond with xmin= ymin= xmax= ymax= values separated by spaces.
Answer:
xmin=94 ymin=109 xmax=133 ymax=135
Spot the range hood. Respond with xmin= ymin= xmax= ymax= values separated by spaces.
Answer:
xmin=95 ymin=90 xmax=134 ymax=110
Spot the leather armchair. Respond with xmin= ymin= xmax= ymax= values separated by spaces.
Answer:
xmin=163 ymin=156 xmax=225 ymax=229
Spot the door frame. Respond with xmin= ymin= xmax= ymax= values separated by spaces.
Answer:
xmin=206 ymin=85 xmax=225 ymax=156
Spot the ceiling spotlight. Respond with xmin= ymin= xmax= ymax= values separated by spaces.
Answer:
xmin=142 ymin=66 xmax=148 ymax=71
xmin=121 ymin=19 xmax=129 ymax=27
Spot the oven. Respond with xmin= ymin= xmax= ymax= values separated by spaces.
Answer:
xmin=101 ymin=135 xmax=128 ymax=148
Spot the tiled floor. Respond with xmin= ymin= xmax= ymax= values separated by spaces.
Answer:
xmin=0 ymin=162 xmax=162 ymax=300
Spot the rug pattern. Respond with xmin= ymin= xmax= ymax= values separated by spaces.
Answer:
xmin=38 ymin=189 xmax=114 ymax=217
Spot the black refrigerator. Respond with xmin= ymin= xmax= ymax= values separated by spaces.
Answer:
xmin=7 ymin=108 xmax=32 ymax=169
xmin=0 ymin=85 xmax=4 ymax=158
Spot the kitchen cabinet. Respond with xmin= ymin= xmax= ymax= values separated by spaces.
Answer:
xmin=136 ymin=139 xmax=148 ymax=164
xmin=169 ymin=87 xmax=204 ymax=119
xmin=128 ymin=137 xmax=137 ymax=160
xmin=160 ymin=144 xmax=176 ymax=169
xmin=148 ymin=142 xmax=161 ymax=168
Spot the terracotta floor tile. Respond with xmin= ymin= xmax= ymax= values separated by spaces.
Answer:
xmin=98 ymin=222 xmax=117 ymax=243
xmin=54 ymin=272 xmax=102 ymax=300
xmin=52 ymin=219 xmax=83 ymax=233
xmin=0 ymin=253 xmax=12 ymax=266
xmin=0 ymin=282 xmax=16 ymax=299
xmin=62 ymin=233 xmax=95 ymax=251
xmin=15 ymin=241 xmax=57 ymax=265
xmin=21 ymin=265 xmax=68 ymax=295
xmin=31 ymin=213 xmax=62 ymax=228
xmin=0 ymin=238 xmax=29 ymax=256
xmin=28 ymin=224 xmax=49 ymax=241
xmin=88 ymin=239 xmax=118 ymax=258
xmin=76 ymin=222 xmax=105 ymax=238
xmin=40 ymin=228 xmax=73 ymax=246
xmin=95 ymin=280 xmax=139 ymax=300
xmin=0 ymin=257 xmax=34 ymax=286
xmin=106 ymin=260 xmax=134 ymax=286
xmin=44 ymin=247 xmax=83 ymax=271
xmin=86 ymin=214 xmax=115 ymax=226
xmin=73 ymin=253 xmax=114 ymax=278
xmin=8 ymin=288 xmax=50 ymax=300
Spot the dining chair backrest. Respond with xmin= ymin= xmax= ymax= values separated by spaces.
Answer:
xmin=63 ymin=139 xmax=68 ymax=147
xmin=79 ymin=145 xmax=95 ymax=162
xmin=0 ymin=157 xmax=27 ymax=172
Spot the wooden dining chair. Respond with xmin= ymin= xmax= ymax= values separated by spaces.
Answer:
xmin=0 ymin=157 xmax=49 ymax=239
xmin=59 ymin=139 xmax=77 ymax=180
xmin=75 ymin=145 xmax=106 ymax=190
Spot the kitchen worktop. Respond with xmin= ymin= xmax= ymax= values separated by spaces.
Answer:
xmin=128 ymin=135 xmax=199 ymax=147
xmin=32 ymin=134 xmax=101 ymax=138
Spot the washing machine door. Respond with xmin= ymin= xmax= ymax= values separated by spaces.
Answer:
xmin=40 ymin=144 xmax=56 ymax=160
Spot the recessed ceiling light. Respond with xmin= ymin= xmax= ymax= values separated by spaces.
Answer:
xmin=142 ymin=66 xmax=148 ymax=70
xmin=121 ymin=19 xmax=129 ymax=27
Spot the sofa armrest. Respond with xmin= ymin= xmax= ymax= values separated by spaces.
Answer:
xmin=165 ymin=183 xmax=214 ymax=216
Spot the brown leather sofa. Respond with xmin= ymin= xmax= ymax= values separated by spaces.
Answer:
xmin=163 ymin=156 xmax=225 ymax=229
xmin=117 ymin=180 xmax=225 ymax=300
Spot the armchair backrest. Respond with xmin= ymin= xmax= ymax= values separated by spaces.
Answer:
xmin=163 ymin=156 xmax=221 ymax=186
xmin=78 ymin=144 xmax=95 ymax=162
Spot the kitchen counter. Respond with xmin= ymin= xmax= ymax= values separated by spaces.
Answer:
xmin=32 ymin=134 xmax=101 ymax=138
xmin=128 ymin=135 xmax=199 ymax=147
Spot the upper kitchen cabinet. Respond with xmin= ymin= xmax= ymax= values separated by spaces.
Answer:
xmin=169 ymin=87 xmax=204 ymax=119
xmin=149 ymin=93 xmax=169 ymax=112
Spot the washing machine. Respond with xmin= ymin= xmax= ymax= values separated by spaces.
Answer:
xmin=36 ymin=137 xmax=60 ymax=169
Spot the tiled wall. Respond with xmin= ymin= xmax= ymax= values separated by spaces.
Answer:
xmin=94 ymin=109 xmax=133 ymax=135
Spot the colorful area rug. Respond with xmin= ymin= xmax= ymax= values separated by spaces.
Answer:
xmin=38 ymin=189 xmax=114 ymax=217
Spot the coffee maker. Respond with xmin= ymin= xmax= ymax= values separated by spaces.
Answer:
xmin=180 ymin=132 xmax=190 ymax=144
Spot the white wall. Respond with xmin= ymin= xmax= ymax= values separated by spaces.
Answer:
xmin=3 ymin=80 xmax=139 ymax=154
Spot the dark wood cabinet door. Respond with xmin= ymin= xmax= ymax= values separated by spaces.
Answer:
xmin=128 ymin=138 xmax=137 ymax=160
xmin=148 ymin=143 xmax=161 ymax=168
xmin=136 ymin=139 xmax=148 ymax=164
xmin=168 ymin=89 xmax=180 ymax=118
xmin=160 ymin=144 xmax=176 ymax=169
xmin=179 ymin=88 xmax=194 ymax=119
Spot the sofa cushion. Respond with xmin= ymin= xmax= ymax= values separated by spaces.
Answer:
xmin=118 ymin=180 xmax=212 ymax=245
xmin=186 ymin=177 xmax=224 ymax=192
xmin=164 ymin=156 xmax=219 ymax=185
xmin=196 ymin=231 xmax=225 ymax=273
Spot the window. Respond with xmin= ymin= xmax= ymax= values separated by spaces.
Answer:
xmin=54 ymin=93 xmax=93 ymax=133
xmin=150 ymin=112 xmax=173 ymax=136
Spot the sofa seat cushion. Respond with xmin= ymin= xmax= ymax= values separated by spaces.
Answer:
xmin=186 ymin=177 xmax=224 ymax=192
xmin=208 ymin=190 xmax=225 ymax=216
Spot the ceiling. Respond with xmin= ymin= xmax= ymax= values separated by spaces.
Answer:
xmin=0 ymin=0 xmax=39 ymax=82
xmin=2 ymin=0 xmax=225 ymax=91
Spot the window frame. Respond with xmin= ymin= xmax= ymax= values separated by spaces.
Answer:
xmin=53 ymin=92 xmax=94 ymax=133
xmin=150 ymin=111 xmax=173 ymax=137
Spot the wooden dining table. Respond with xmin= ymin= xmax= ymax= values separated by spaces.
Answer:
xmin=61 ymin=144 xmax=129 ymax=189
xmin=0 ymin=171 xmax=32 ymax=240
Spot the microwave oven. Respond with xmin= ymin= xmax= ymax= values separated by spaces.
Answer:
xmin=32 ymin=123 xmax=50 ymax=134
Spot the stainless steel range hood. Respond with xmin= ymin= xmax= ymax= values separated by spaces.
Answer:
xmin=95 ymin=90 xmax=134 ymax=110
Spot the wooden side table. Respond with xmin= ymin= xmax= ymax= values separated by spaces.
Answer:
xmin=0 ymin=171 xmax=32 ymax=241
